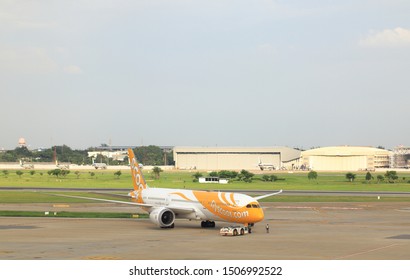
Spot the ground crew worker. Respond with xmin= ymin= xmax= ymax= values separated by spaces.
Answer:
xmin=266 ymin=223 xmax=269 ymax=233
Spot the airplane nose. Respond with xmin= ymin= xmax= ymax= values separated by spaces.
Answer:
xmin=259 ymin=209 xmax=264 ymax=220
xmin=254 ymin=209 xmax=264 ymax=222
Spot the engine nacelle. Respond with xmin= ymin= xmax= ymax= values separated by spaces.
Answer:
xmin=149 ymin=207 xmax=175 ymax=228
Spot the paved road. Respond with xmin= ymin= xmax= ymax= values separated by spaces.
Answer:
xmin=1 ymin=202 xmax=410 ymax=260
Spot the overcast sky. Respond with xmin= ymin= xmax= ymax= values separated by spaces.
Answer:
xmin=1 ymin=0 xmax=410 ymax=150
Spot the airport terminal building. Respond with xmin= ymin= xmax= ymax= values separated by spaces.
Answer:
xmin=301 ymin=146 xmax=391 ymax=171
xmin=173 ymin=147 xmax=301 ymax=171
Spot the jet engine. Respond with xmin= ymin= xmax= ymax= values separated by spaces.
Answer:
xmin=149 ymin=207 xmax=175 ymax=228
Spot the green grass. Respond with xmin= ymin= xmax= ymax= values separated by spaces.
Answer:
xmin=0 ymin=170 xmax=131 ymax=188
xmin=0 ymin=170 xmax=410 ymax=203
xmin=0 ymin=210 xmax=148 ymax=219
xmin=1 ymin=169 xmax=410 ymax=197
xmin=260 ymin=195 xmax=410 ymax=203
xmin=1 ymin=190 xmax=409 ymax=204
xmin=0 ymin=191 xmax=129 ymax=203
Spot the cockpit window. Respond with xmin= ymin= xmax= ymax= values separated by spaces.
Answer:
xmin=246 ymin=203 xmax=260 ymax=208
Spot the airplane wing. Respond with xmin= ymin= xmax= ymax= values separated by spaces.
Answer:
xmin=254 ymin=189 xmax=282 ymax=201
xmin=47 ymin=193 xmax=154 ymax=208
xmin=48 ymin=193 xmax=196 ymax=214
xmin=90 ymin=191 xmax=131 ymax=198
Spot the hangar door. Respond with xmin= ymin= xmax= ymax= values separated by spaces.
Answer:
xmin=308 ymin=155 xmax=367 ymax=171
xmin=176 ymin=152 xmax=280 ymax=170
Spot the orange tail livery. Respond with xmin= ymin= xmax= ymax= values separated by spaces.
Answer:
xmin=128 ymin=148 xmax=148 ymax=190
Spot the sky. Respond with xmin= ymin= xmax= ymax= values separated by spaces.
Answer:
xmin=1 ymin=0 xmax=410 ymax=150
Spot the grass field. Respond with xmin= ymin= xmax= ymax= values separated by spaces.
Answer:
xmin=1 ymin=169 xmax=410 ymax=205
xmin=1 ymin=169 xmax=410 ymax=192
xmin=0 ymin=210 xmax=148 ymax=219
xmin=2 ymin=190 xmax=410 ymax=204
xmin=0 ymin=191 xmax=129 ymax=203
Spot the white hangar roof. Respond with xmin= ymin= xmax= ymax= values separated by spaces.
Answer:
xmin=173 ymin=146 xmax=301 ymax=162
xmin=301 ymin=146 xmax=391 ymax=157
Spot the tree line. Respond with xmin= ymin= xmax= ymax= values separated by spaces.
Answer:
xmin=0 ymin=145 xmax=174 ymax=166
xmin=0 ymin=146 xmax=91 ymax=165
xmin=307 ymin=170 xmax=407 ymax=184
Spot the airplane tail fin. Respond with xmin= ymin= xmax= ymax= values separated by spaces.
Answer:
xmin=128 ymin=148 xmax=148 ymax=190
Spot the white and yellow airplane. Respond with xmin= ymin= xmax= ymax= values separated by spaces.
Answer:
xmin=60 ymin=149 xmax=282 ymax=230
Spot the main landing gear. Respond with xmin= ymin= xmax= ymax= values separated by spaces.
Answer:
xmin=201 ymin=220 xmax=215 ymax=228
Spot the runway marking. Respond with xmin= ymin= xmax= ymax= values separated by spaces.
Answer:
xmin=273 ymin=206 xmax=315 ymax=209
xmin=273 ymin=206 xmax=363 ymax=210
xmin=321 ymin=207 xmax=363 ymax=210
xmin=335 ymin=243 xmax=399 ymax=260
xmin=53 ymin=204 xmax=70 ymax=208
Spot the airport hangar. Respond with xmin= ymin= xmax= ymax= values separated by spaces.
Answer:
xmin=300 ymin=146 xmax=391 ymax=171
xmin=173 ymin=146 xmax=392 ymax=172
xmin=173 ymin=147 xmax=302 ymax=171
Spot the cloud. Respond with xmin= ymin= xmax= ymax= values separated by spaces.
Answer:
xmin=0 ymin=47 xmax=58 ymax=73
xmin=359 ymin=27 xmax=410 ymax=48
xmin=0 ymin=5 xmax=56 ymax=30
xmin=257 ymin=43 xmax=276 ymax=54
xmin=64 ymin=65 xmax=83 ymax=74
xmin=0 ymin=46 xmax=84 ymax=75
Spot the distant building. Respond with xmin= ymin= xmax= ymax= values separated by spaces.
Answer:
xmin=92 ymin=145 xmax=173 ymax=153
xmin=301 ymin=146 xmax=391 ymax=171
xmin=173 ymin=147 xmax=301 ymax=171
xmin=199 ymin=177 xmax=229 ymax=184
xmin=88 ymin=145 xmax=174 ymax=162
xmin=18 ymin=138 xmax=27 ymax=147
xmin=391 ymin=146 xmax=410 ymax=168
xmin=87 ymin=150 xmax=128 ymax=161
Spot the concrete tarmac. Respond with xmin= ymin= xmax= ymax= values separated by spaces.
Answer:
xmin=1 ymin=202 xmax=410 ymax=260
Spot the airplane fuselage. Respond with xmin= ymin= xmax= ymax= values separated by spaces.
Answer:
xmin=130 ymin=188 xmax=264 ymax=225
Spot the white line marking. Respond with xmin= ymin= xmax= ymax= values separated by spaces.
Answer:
xmin=273 ymin=206 xmax=363 ymax=210
xmin=322 ymin=207 xmax=363 ymax=210
xmin=335 ymin=243 xmax=399 ymax=260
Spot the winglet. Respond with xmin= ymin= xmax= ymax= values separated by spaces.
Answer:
xmin=128 ymin=148 xmax=148 ymax=190
xmin=254 ymin=189 xmax=282 ymax=201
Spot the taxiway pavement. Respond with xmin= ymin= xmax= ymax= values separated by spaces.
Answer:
xmin=1 ymin=202 xmax=410 ymax=260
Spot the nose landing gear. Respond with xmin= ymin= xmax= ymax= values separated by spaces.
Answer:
xmin=201 ymin=220 xmax=215 ymax=228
